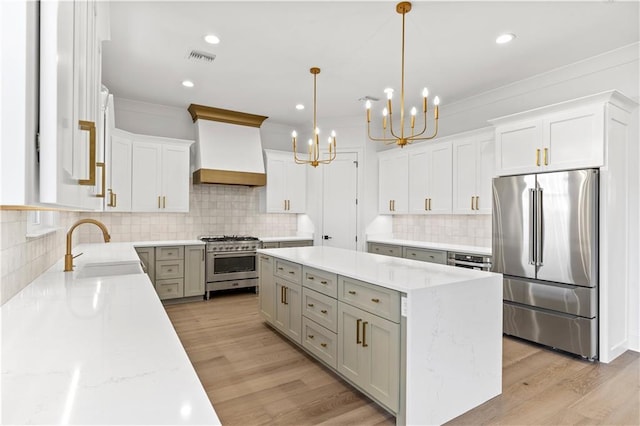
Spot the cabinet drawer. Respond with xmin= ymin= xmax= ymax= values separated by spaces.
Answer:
xmin=338 ymin=276 xmax=400 ymax=323
xmin=303 ymin=288 xmax=338 ymax=333
xmin=402 ymin=247 xmax=447 ymax=264
xmin=155 ymin=259 xmax=184 ymax=280
xmin=280 ymin=240 xmax=313 ymax=248
xmin=156 ymin=246 xmax=184 ymax=261
xmin=156 ymin=278 xmax=184 ymax=300
xmin=261 ymin=242 xmax=280 ymax=249
xmin=303 ymin=266 xmax=338 ymax=298
xmin=302 ymin=317 xmax=337 ymax=369
xmin=274 ymin=259 xmax=302 ymax=284
xmin=368 ymin=243 xmax=402 ymax=258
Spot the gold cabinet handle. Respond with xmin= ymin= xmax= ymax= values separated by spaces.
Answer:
xmin=283 ymin=286 xmax=288 ymax=305
xmin=348 ymin=290 xmax=356 ymax=295
xmin=113 ymin=192 xmax=117 ymax=207
xmin=280 ymin=286 xmax=285 ymax=303
xmin=320 ymin=309 xmax=327 ymax=314
xmin=96 ymin=162 xmax=105 ymax=197
xmin=284 ymin=200 xmax=287 ymax=210
xmin=320 ymin=343 xmax=327 ymax=348
xmin=308 ymin=334 xmax=314 ymax=339
xmin=371 ymin=298 xmax=380 ymax=303
xmin=544 ymin=148 xmax=548 ymax=166
xmin=107 ymin=189 xmax=115 ymax=207
xmin=307 ymin=303 xmax=314 ymax=307
xmin=307 ymin=276 xmax=314 ymax=280
xmin=536 ymin=148 xmax=541 ymax=166
xmin=78 ymin=120 xmax=96 ymax=185
xmin=362 ymin=321 xmax=368 ymax=347
xmin=320 ymin=280 xmax=327 ymax=285
xmin=356 ymin=319 xmax=362 ymax=344
xmin=288 ymin=271 xmax=295 ymax=275
xmin=475 ymin=196 xmax=479 ymax=211
xmin=471 ymin=196 xmax=475 ymax=210
xmin=158 ymin=196 xmax=161 ymax=208
xmin=163 ymin=196 xmax=166 ymax=208
xmin=389 ymin=200 xmax=392 ymax=212
xmin=425 ymin=198 xmax=428 ymax=211
xmin=392 ymin=200 xmax=396 ymax=211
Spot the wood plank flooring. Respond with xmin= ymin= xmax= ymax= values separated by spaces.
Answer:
xmin=165 ymin=292 xmax=640 ymax=426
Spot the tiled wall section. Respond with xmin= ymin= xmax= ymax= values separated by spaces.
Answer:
xmin=78 ymin=183 xmax=298 ymax=243
xmin=392 ymin=214 xmax=492 ymax=248
xmin=0 ymin=210 xmax=80 ymax=305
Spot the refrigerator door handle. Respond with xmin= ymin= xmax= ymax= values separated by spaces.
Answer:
xmin=529 ymin=188 xmax=536 ymax=265
xmin=536 ymin=187 xmax=544 ymax=266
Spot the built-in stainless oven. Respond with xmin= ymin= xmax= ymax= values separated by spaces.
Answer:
xmin=447 ymin=252 xmax=492 ymax=271
xmin=200 ymin=236 xmax=261 ymax=298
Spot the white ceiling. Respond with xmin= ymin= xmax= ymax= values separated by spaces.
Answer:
xmin=102 ymin=1 xmax=640 ymax=128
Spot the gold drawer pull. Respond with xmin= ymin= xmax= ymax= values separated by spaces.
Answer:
xmin=411 ymin=253 xmax=416 ymax=256
xmin=167 ymin=269 xmax=173 ymax=272
xmin=277 ymin=267 xmax=284 ymax=270
xmin=288 ymin=271 xmax=295 ymax=275
xmin=362 ymin=321 xmax=368 ymax=347
xmin=307 ymin=276 xmax=315 ymax=280
xmin=356 ymin=319 xmax=362 ymax=344
xmin=308 ymin=335 xmax=314 ymax=339
xmin=348 ymin=290 xmax=356 ymax=295
xmin=96 ymin=162 xmax=105 ymax=198
xmin=320 ymin=280 xmax=328 ymax=285
xmin=536 ymin=148 xmax=541 ymax=166
xmin=321 ymin=309 xmax=327 ymax=314
xmin=320 ymin=343 xmax=327 ymax=348
xmin=371 ymin=298 xmax=380 ymax=303
xmin=78 ymin=120 xmax=96 ymax=185
xmin=307 ymin=303 xmax=314 ymax=307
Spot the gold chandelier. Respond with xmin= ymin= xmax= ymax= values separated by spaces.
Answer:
xmin=366 ymin=1 xmax=440 ymax=148
xmin=292 ymin=67 xmax=336 ymax=167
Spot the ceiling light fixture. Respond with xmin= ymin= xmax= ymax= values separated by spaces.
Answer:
xmin=366 ymin=2 xmax=439 ymax=148
xmin=496 ymin=33 xmax=515 ymax=44
xmin=295 ymin=104 xmax=305 ymax=110
xmin=292 ymin=67 xmax=336 ymax=168
xmin=204 ymin=34 xmax=220 ymax=44
xmin=182 ymin=80 xmax=194 ymax=88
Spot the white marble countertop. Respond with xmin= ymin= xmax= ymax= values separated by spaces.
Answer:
xmin=258 ymin=246 xmax=499 ymax=293
xmin=1 ymin=242 xmax=220 ymax=425
xmin=367 ymin=237 xmax=492 ymax=256
xmin=259 ymin=236 xmax=313 ymax=243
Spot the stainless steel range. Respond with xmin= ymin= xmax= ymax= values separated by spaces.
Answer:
xmin=199 ymin=235 xmax=261 ymax=298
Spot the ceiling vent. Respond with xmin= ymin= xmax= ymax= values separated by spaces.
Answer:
xmin=187 ymin=50 xmax=216 ymax=64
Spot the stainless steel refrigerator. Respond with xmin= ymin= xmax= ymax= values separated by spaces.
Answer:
xmin=492 ymin=169 xmax=598 ymax=359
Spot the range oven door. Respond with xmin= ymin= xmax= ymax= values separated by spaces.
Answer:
xmin=207 ymin=251 xmax=257 ymax=282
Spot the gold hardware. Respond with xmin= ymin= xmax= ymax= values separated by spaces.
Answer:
xmin=288 ymin=271 xmax=295 ymax=275
xmin=425 ymin=198 xmax=428 ymax=211
xmin=107 ymin=189 xmax=115 ymax=207
xmin=64 ymin=219 xmax=110 ymax=272
xmin=78 ymin=121 xmax=97 ymax=185
xmin=280 ymin=286 xmax=285 ymax=303
xmin=392 ymin=200 xmax=396 ymax=211
xmin=321 ymin=309 xmax=327 ymax=314
xmin=365 ymin=2 xmax=439 ymax=147
xmin=320 ymin=343 xmax=327 ymax=348
xmin=292 ymin=67 xmax=337 ymax=168
xmin=362 ymin=321 xmax=368 ymax=347
xmin=308 ymin=276 xmax=315 ymax=280
xmin=283 ymin=286 xmax=288 ymax=305
xmin=113 ymin=192 xmax=117 ymax=208
xmin=371 ymin=298 xmax=380 ymax=303
xmin=389 ymin=200 xmax=393 ymax=212
xmin=475 ymin=196 xmax=479 ymax=211
xmin=348 ymin=290 xmax=356 ymax=295
xmin=320 ymin=280 xmax=327 ymax=284
xmin=158 ymin=196 xmax=161 ymax=208
xmin=163 ymin=196 xmax=166 ymax=208
xmin=308 ymin=303 xmax=314 ymax=307
xmin=284 ymin=200 xmax=287 ymax=210
xmin=187 ymin=104 xmax=268 ymax=128
xmin=544 ymin=148 xmax=548 ymax=165
xmin=471 ymin=196 xmax=475 ymax=210
xmin=96 ymin=162 xmax=105 ymax=198
xmin=356 ymin=319 xmax=362 ymax=344
xmin=308 ymin=335 xmax=314 ymax=339
xmin=428 ymin=198 xmax=432 ymax=211
xmin=536 ymin=148 xmax=541 ymax=166
xmin=277 ymin=267 xmax=284 ymax=270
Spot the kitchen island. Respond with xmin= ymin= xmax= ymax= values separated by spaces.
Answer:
xmin=257 ymin=246 xmax=502 ymax=425
xmin=1 ymin=242 xmax=219 ymax=425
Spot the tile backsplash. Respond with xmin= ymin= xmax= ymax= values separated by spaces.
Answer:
xmin=0 ymin=210 xmax=80 ymax=305
xmin=78 ymin=183 xmax=297 ymax=243
xmin=392 ymin=214 xmax=492 ymax=248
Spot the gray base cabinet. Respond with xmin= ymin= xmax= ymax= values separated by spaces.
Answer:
xmin=260 ymin=254 xmax=401 ymax=417
xmin=262 ymin=239 xmax=313 ymax=249
xmin=136 ymin=244 xmax=205 ymax=301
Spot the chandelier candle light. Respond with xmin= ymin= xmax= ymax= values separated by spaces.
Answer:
xmin=292 ymin=67 xmax=336 ymax=167
xmin=366 ymin=1 xmax=440 ymax=147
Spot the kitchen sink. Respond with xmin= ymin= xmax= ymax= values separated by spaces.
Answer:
xmin=75 ymin=260 xmax=144 ymax=279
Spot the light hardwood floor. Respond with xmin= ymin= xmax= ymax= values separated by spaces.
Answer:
xmin=165 ymin=292 xmax=640 ymax=426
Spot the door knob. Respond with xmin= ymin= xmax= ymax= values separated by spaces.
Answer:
xmin=323 ymin=235 xmax=332 ymax=240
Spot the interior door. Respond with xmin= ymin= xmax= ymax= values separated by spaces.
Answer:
xmin=322 ymin=152 xmax=358 ymax=250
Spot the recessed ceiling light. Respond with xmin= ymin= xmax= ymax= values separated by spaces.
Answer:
xmin=496 ymin=33 xmax=516 ymax=44
xmin=182 ymin=80 xmax=194 ymax=88
xmin=295 ymin=104 xmax=305 ymax=110
xmin=204 ymin=34 xmax=220 ymax=45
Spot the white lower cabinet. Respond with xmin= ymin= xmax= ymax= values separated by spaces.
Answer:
xmin=337 ymin=301 xmax=400 ymax=413
xmin=274 ymin=279 xmax=302 ymax=343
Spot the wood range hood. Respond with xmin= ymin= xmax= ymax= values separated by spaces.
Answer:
xmin=188 ymin=104 xmax=268 ymax=186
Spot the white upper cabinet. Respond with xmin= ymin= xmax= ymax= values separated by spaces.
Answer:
xmin=131 ymin=135 xmax=193 ymax=213
xmin=263 ymin=150 xmax=306 ymax=213
xmin=493 ymin=100 xmax=607 ymax=176
xmin=452 ymin=130 xmax=495 ymax=215
xmin=39 ymin=0 xmax=108 ymax=209
xmin=378 ymin=150 xmax=408 ymax=214
xmin=408 ymin=142 xmax=452 ymax=215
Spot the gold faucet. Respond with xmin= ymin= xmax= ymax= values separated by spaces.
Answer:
xmin=64 ymin=219 xmax=111 ymax=272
